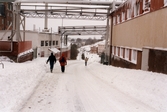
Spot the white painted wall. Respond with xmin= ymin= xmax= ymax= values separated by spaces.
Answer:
xmin=0 ymin=30 xmax=61 ymax=57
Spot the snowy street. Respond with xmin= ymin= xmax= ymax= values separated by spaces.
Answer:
xmin=0 ymin=55 xmax=167 ymax=112
xmin=20 ymin=60 xmax=157 ymax=112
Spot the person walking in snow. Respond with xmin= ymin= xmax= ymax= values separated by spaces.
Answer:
xmin=85 ymin=57 xmax=89 ymax=66
xmin=59 ymin=53 xmax=67 ymax=73
xmin=46 ymin=52 xmax=57 ymax=73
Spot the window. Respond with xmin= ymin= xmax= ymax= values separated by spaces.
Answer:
xmin=120 ymin=48 xmax=123 ymax=58
xmin=8 ymin=3 xmax=12 ymax=10
xmin=112 ymin=46 xmax=115 ymax=55
xmin=134 ymin=2 xmax=140 ymax=17
xmin=143 ymin=0 xmax=150 ymax=13
xmin=125 ymin=48 xmax=129 ymax=60
xmin=117 ymin=15 xmax=120 ymax=23
xmin=131 ymin=50 xmax=137 ymax=64
xmin=53 ymin=41 xmax=55 ymax=45
xmin=164 ymin=0 xmax=167 ymax=6
xmin=116 ymin=47 xmax=118 ymax=56
xmin=45 ymin=41 xmax=48 ymax=46
xmin=127 ymin=9 xmax=131 ymax=19
xmin=56 ymin=41 xmax=58 ymax=45
xmin=41 ymin=41 xmax=44 ymax=46
xmin=122 ymin=12 xmax=125 ymax=22
xmin=49 ymin=41 xmax=51 ymax=46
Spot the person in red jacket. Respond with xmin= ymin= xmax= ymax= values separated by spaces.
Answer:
xmin=59 ymin=53 xmax=67 ymax=73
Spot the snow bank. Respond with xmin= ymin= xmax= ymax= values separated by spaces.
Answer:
xmin=0 ymin=58 xmax=47 ymax=112
xmin=89 ymin=63 xmax=167 ymax=112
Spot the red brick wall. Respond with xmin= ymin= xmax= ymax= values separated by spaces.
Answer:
xmin=18 ymin=41 xmax=32 ymax=54
xmin=0 ymin=41 xmax=32 ymax=62
xmin=151 ymin=0 xmax=164 ymax=12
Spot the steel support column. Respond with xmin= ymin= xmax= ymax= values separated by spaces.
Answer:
xmin=15 ymin=3 xmax=21 ymax=41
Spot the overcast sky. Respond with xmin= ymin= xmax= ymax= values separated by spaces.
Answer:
xmin=26 ymin=18 xmax=106 ymax=32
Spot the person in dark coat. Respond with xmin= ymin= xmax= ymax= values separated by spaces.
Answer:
xmin=85 ymin=57 xmax=89 ymax=66
xmin=59 ymin=53 xmax=67 ymax=73
xmin=46 ymin=52 xmax=57 ymax=73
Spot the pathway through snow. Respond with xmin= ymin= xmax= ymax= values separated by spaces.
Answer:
xmin=19 ymin=61 xmax=158 ymax=112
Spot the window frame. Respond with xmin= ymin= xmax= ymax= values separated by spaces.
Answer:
xmin=41 ymin=41 xmax=44 ymax=46
xmin=45 ymin=40 xmax=48 ymax=46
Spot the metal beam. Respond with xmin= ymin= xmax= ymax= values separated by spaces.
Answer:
xmin=0 ymin=0 xmax=15 ymax=2
xmin=15 ymin=0 xmax=123 ymax=6
xmin=17 ymin=1 xmax=125 ymax=20
xmin=19 ymin=4 xmax=109 ymax=20
xmin=58 ymin=25 xmax=106 ymax=36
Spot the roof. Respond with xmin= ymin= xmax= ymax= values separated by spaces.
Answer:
xmin=48 ymin=48 xmax=60 ymax=53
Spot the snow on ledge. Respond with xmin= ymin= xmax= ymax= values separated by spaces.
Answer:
xmin=18 ymin=49 xmax=34 ymax=57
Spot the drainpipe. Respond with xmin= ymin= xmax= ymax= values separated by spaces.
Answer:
xmin=104 ymin=9 xmax=110 ymax=65
xmin=109 ymin=16 xmax=113 ymax=65
xmin=109 ymin=1 xmax=116 ymax=65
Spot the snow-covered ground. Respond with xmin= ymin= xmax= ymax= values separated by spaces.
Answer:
xmin=0 ymin=50 xmax=167 ymax=112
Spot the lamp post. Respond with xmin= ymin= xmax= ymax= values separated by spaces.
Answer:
xmin=60 ymin=30 xmax=67 ymax=56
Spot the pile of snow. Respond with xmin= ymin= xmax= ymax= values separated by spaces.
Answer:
xmin=0 ymin=57 xmax=47 ymax=112
xmin=18 ymin=49 xmax=34 ymax=57
xmin=0 ymin=56 xmax=14 ymax=63
xmin=88 ymin=62 xmax=167 ymax=112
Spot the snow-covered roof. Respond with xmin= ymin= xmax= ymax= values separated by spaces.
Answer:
xmin=48 ymin=48 xmax=60 ymax=53
xmin=18 ymin=49 xmax=34 ymax=57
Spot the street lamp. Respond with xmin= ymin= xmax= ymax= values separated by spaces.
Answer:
xmin=60 ymin=30 xmax=67 ymax=55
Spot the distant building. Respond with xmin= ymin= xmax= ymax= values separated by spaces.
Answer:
xmin=110 ymin=0 xmax=167 ymax=74
xmin=0 ymin=30 xmax=62 ymax=62
xmin=90 ymin=46 xmax=98 ymax=54
xmin=0 ymin=2 xmax=13 ymax=30
xmin=98 ymin=43 xmax=105 ymax=55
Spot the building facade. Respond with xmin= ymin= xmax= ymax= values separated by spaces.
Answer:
xmin=90 ymin=46 xmax=98 ymax=54
xmin=0 ymin=30 xmax=62 ymax=62
xmin=110 ymin=0 xmax=167 ymax=74
xmin=0 ymin=2 xmax=12 ymax=30
xmin=98 ymin=43 xmax=105 ymax=55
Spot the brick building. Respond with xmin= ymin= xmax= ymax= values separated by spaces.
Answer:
xmin=110 ymin=0 xmax=167 ymax=74
xmin=90 ymin=46 xmax=98 ymax=54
